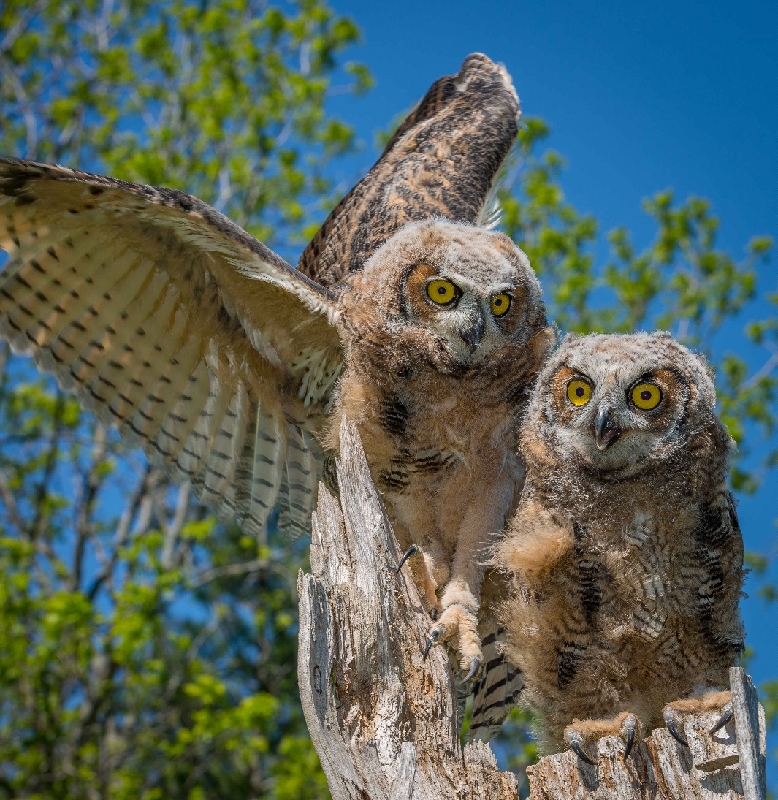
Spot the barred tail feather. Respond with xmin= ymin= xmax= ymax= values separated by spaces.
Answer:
xmin=468 ymin=625 xmax=523 ymax=741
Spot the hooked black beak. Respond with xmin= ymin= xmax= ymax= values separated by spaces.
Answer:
xmin=594 ymin=404 xmax=621 ymax=450
xmin=458 ymin=313 xmax=485 ymax=349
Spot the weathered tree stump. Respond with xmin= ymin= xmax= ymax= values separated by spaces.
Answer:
xmin=297 ymin=417 xmax=767 ymax=800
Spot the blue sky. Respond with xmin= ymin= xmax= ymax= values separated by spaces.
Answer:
xmin=325 ymin=0 xmax=778 ymax=783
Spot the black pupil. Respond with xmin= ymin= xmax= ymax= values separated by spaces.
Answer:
xmin=437 ymin=286 xmax=447 ymax=295
xmin=495 ymin=298 xmax=503 ymax=306
xmin=641 ymin=390 xmax=652 ymax=401
xmin=575 ymin=386 xmax=585 ymax=397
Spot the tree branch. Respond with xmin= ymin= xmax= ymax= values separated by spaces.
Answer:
xmin=189 ymin=558 xmax=268 ymax=589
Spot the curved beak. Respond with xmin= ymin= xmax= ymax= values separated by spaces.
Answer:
xmin=458 ymin=312 xmax=485 ymax=350
xmin=594 ymin=404 xmax=621 ymax=451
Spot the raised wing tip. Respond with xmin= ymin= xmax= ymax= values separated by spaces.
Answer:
xmin=457 ymin=53 xmax=519 ymax=113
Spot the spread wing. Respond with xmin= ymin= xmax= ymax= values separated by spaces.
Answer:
xmin=0 ymin=157 xmax=344 ymax=538
xmin=299 ymin=52 xmax=521 ymax=286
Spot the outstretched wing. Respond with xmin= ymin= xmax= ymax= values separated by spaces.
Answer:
xmin=0 ymin=157 xmax=343 ymax=537
xmin=298 ymin=52 xmax=520 ymax=286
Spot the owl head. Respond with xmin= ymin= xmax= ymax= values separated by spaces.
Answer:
xmin=524 ymin=332 xmax=726 ymax=478
xmin=340 ymin=219 xmax=548 ymax=372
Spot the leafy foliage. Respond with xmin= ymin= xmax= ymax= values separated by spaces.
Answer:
xmin=0 ymin=0 xmax=370 ymax=250
xmin=0 ymin=0 xmax=368 ymax=796
xmin=0 ymin=369 xmax=325 ymax=796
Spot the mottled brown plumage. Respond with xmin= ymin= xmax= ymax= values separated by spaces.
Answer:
xmin=0 ymin=55 xmax=546 ymax=669
xmin=331 ymin=220 xmax=551 ymax=670
xmin=298 ymin=53 xmax=518 ymax=286
xmin=491 ymin=333 xmax=745 ymax=757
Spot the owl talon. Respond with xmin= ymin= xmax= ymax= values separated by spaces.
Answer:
xmin=663 ymin=707 xmax=689 ymax=747
xmin=565 ymin=728 xmax=596 ymax=765
xmin=709 ymin=703 xmax=734 ymax=735
xmin=462 ymin=656 xmax=480 ymax=684
xmin=396 ymin=544 xmax=420 ymax=573
xmin=622 ymin=714 xmax=638 ymax=758
xmin=423 ymin=627 xmax=442 ymax=659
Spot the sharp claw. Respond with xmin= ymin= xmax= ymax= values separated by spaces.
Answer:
xmin=423 ymin=628 xmax=441 ymax=659
xmin=663 ymin=708 xmax=689 ymax=747
xmin=667 ymin=719 xmax=689 ymax=747
xmin=462 ymin=656 xmax=480 ymax=684
xmin=710 ymin=703 xmax=734 ymax=735
xmin=622 ymin=714 xmax=637 ymax=758
xmin=565 ymin=729 xmax=596 ymax=766
xmin=624 ymin=728 xmax=635 ymax=758
xmin=396 ymin=544 xmax=420 ymax=574
xmin=570 ymin=739 xmax=597 ymax=766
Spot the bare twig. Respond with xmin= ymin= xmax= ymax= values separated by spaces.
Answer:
xmin=743 ymin=344 xmax=778 ymax=391
xmin=0 ymin=469 xmax=25 ymax=533
xmin=189 ymin=558 xmax=268 ymax=589
xmin=71 ymin=424 xmax=107 ymax=592
xmin=85 ymin=465 xmax=155 ymax=602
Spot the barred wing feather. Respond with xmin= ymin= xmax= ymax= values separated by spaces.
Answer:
xmin=0 ymin=157 xmax=343 ymax=538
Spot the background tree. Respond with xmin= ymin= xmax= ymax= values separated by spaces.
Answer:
xmin=0 ymin=2 xmax=775 ymax=798
xmin=0 ymin=1 xmax=367 ymax=796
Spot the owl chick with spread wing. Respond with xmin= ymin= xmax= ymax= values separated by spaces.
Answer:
xmin=490 ymin=332 xmax=745 ymax=760
xmin=0 ymin=54 xmax=551 ymax=675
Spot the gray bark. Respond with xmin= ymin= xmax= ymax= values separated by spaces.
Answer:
xmin=297 ymin=416 xmax=767 ymax=800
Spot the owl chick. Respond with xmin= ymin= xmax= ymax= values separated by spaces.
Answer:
xmin=493 ymin=332 xmax=745 ymax=761
xmin=332 ymin=219 xmax=551 ymax=675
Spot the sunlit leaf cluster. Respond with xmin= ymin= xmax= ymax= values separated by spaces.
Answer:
xmin=0 ymin=0 xmax=370 ymax=250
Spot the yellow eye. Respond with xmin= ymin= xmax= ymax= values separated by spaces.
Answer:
xmin=631 ymin=382 xmax=662 ymax=410
xmin=567 ymin=379 xmax=592 ymax=407
xmin=490 ymin=292 xmax=511 ymax=317
xmin=426 ymin=279 xmax=458 ymax=305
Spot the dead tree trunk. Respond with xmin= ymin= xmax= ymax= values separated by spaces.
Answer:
xmin=297 ymin=416 xmax=767 ymax=800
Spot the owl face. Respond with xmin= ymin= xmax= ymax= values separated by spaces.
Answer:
xmin=532 ymin=333 xmax=717 ymax=476
xmin=344 ymin=219 xmax=545 ymax=368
